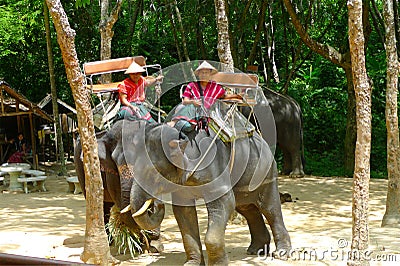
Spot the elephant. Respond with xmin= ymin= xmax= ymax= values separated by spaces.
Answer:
xmin=117 ymin=118 xmax=292 ymax=265
xmin=264 ymin=88 xmax=305 ymax=177
xmin=74 ymin=122 xmax=167 ymax=251
xmin=243 ymin=88 xmax=305 ymax=177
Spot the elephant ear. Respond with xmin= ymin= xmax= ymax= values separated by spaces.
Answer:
xmin=169 ymin=139 xmax=188 ymax=152
xmin=168 ymin=139 xmax=189 ymax=169
xmin=248 ymin=141 xmax=274 ymax=192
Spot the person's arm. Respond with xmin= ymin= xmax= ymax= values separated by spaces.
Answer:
xmin=182 ymin=97 xmax=202 ymax=106
xmin=22 ymin=142 xmax=27 ymax=154
xmin=119 ymin=92 xmax=139 ymax=113
xmin=144 ymin=76 xmax=163 ymax=87
xmin=181 ymin=83 xmax=202 ymax=106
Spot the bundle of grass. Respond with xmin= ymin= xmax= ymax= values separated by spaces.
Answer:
xmin=106 ymin=205 xmax=153 ymax=258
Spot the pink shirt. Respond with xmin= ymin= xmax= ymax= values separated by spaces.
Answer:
xmin=182 ymin=81 xmax=225 ymax=109
xmin=118 ymin=76 xmax=146 ymax=103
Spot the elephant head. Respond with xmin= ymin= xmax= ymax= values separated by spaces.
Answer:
xmin=118 ymin=122 xmax=188 ymax=230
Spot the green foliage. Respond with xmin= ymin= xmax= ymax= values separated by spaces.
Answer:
xmin=75 ymin=0 xmax=90 ymax=8
xmin=106 ymin=206 xmax=147 ymax=258
xmin=0 ymin=0 xmax=392 ymax=179
xmin=0 ymin=5 xmax=26 ymax=58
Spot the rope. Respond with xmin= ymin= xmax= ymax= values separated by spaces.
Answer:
xmin=229 ymin=110 xmax=236 ymax=173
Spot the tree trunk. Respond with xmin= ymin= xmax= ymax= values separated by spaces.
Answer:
xmin=393 ymin=0 xmax=400 ymax=58
xmin=246 ymin=0 xmax=267 ymax=67
xmin=264 ymin=0 xmax=279 ymax=83
xmin=172 ymin=0 xmax=190 ymax=61
xmin=100 ymin=0 xmax=123 ymax=83
xmin=128 ymin=0 xmax=142 ymax=55
xmin=344 ymin=65 xmax=357 ymax=174
xmin=196 ymin=0 xmax=207 ymax=59
xmin=214 ymin=0 xmax=234 ymax=72
xmin=381 ymin=0 xmax=400 ymax=227
xmin=165 ymin=1 xmax=183 ymax=62
xmin=282 ymin=0 xmax=371 ymax=174
xmin=45 ymin=0 xmax=110 ymax=264
xmin=347 ymin=0 xmax=372 ymax=265
xmin=44 ymin=1 xmax=66 ymax=175
xmin=230 ymin=0 xmax=253 ymax=70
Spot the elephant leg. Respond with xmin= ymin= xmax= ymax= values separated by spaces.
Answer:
xmin=280 ymin=146 xmax=292 ymax=175
xmin=236 ymin=204 xmax=271 ymax=255
xmin=289 ymin=149 xmax=304 ymax=177
xmin=104 ymin=201 xmax=114 ymax=244
xmin=172 ymin=194 xmax=204 ymax=265
xmin=258 ymin=182 xmax=291 ymax=258
xmin=204 ymin=191 xmax=235 ymax=265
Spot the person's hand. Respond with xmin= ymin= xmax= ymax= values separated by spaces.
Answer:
xmin=156 ymin=75 xmax=164 ymax=83
xmin=192 ymin=99 xmax=202 ymax=107
xmin=130 ymin=105 xmax=139 ymax=114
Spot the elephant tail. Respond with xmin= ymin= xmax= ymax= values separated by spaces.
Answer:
xmin=299 ymin=106 xmax=306 ymax=171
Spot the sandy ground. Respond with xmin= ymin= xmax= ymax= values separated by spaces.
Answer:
xmin=1 ymin=162 xmax=400 ymax=265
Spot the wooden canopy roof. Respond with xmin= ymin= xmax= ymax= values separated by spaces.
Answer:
xmin=0 ymin=80 xmax=54 ymax=168
xmin=0 ymin=81 xmax=53 ymax=121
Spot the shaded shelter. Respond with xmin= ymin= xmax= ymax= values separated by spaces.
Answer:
xmin=0 ymin=81 xmax=53 ymax=168
xmin=37 ymin=94 xmax=78 ymax=161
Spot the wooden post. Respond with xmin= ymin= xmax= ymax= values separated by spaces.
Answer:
xmin=0 ymin=87 xmax=4 ymax=115
xmin=16 ymin=101 xmax=21 ymax=132
xmin=29 ymin=113 xmax=37 ymax=169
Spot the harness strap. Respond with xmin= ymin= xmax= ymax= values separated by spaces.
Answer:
xmin=187 ymin=103 xmax=237 ymax=178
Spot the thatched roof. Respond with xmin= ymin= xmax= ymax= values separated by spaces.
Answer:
xmin=0 ymin=80 xmax=53 ymax=122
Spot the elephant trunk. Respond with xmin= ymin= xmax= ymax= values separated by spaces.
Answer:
xmin=130 ymin=180 xmax=165 ymax=230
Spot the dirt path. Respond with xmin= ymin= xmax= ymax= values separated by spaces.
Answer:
xmin=1 ymin=164 xmax=399 ymax=265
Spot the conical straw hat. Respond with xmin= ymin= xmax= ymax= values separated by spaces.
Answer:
xmin=125 ymin=61 xmax=146 ymax=74
xmin=194 ymin=61 xmax=218 ymax=75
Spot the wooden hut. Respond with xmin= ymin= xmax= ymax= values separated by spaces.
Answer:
xmin=0 ymin=81 xmax=53 ymax=169
xmin=37 ymin=94 xmax=78 ymax=161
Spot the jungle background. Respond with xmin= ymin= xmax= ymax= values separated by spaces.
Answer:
xmin=0 ymin=0 xmax=391 ymax=178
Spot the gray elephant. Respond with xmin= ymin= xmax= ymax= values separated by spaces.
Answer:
xmin=74 ymin=122 xmax=166 ymax=251
xmin=116 ymin=119 xmax=291 ymax=265
xmin=265 ymin=88 xmax=305 ymax=177
xmin=243 ymin=88 xmax=305 ymax=177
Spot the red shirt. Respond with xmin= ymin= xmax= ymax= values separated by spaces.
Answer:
xmin=182 ymin=81 xmax=225 ymax=109
xmin=118 ymin=76 xmax=146 ymax=103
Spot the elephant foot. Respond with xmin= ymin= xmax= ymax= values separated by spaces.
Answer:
xmin=183 ymin=259 xmax=205 ymax=266
xmin=272 ymin=249 xmax=289 ymax=260
xmin=247 ymin=243 xmax=269 ymax=256
xmin=107 ymin=254 xmax=120 ymax=265
xmin=147 ymin=227 xmax=161 ymax=240
xmin=148 ymin=240 xmax=164 ymax=253
xmin=208 ymin=255 xmax=229 ymax=266
xmin=272 ymin=241 xmax=292 ymax=260
xmin=289 ymin=170 xmax=305 ymax=178
xmin=280 ymin=169 xmax=292 ymax=176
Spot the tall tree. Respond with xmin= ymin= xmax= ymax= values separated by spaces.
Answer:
xmin=164 ymin=0 xmax=190 ymax=62
xmin=100 ymin=0 xmax=123 ymax=83
xmin=263 ymin=0 xmax=280 ymax=85
xmin=246 ymin=0 xmax=267 ymax=67
xmin=214 ymin=0 xmax=234 ymax=71
xmin=45 ymin=0 xmax=110 ymax=264
xmin=44 ymin=0 xmax=66 ymax=175
xmin=127 ymin=0 xmax=142 ymax=55
xmin=381 ymin=0 xmax=400 ymax=227
xmin=347 ymin=0 xmax=372 ymax=264
xmin=282 ymin=0 xmax=372 ymax=175
xmin=172 ymin=0 xmax=190 ymax=62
